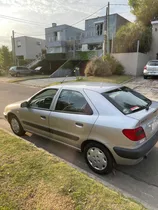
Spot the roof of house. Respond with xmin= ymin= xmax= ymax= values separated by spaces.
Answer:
xmin=85 ymin=13 xmax=129 ymax=22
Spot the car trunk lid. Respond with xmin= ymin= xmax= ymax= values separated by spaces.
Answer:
xmin=127 ymin=102 xmax=158 ymax=140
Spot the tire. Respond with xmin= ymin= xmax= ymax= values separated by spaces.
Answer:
xmin=9 ymin=114 xmax=25 ymax=136
xmin=144 ymin=75 xmax=148 ymax=79
xmin=16 ymin=72 xmax=20 ymax=77
xmin=84 ymin=142 xmax=114 ymax=175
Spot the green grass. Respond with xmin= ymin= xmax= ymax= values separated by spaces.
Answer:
xmin=9 ymin=75 xmax=49 ymax=83
xmin=48 ymin=75 xmax=133 ymax=87
xmin=84 ymin=75 xmax=132 ymax=84
xmin=0 ymin=130 xmax=145 ymax=210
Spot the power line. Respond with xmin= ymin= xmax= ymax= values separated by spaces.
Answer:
xmin=15 ymin=4 xmax=108 ymax=37
xmin=14 ymin=3 xmax=131 ymax=38
xmin=111 ymin=3 xmax=129 ymax=6
xmin=0 ymin=14 xmax=46 ymax=26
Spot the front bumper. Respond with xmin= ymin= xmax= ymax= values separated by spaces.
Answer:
xmin=114 ymin=130 xmax=158 ymax=160
xmin=3 ymin=112 xmax=8 ymax=120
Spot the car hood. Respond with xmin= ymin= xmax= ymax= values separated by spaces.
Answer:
xmin=4 ymin=100 xmax=25 ymax=113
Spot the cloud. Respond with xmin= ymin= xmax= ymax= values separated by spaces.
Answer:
xmin=0 ymin=0 xmax=135 ymax=48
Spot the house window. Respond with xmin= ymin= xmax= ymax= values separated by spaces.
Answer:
xmin=17 ymin=40 xmax=21 ymax=48
xmin=57 ymin=31 xmax=61 ymax=41
xmin=36 ymin=41 xmax=41 ymax=46
xmin=155 ymin=28 xmax=158 ymax=32
xmin=54 ymin=32 xmax=57 ymax=41
xmin=54 ymin=31 xmax=61 ymax=41
xmin=95 ymin=22 xmax=103 ymax=36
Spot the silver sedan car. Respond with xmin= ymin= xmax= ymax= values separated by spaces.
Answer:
xmin=4 ymin=83 xmax=158 ymax=175
xmin=143 ymin=60 xmax=158 ymax=79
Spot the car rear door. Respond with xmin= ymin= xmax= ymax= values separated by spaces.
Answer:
xmin=49 ymin=88 xmax=98 ymax=149
xmin=20 ymin=88 xmax=58 ymax=138
xmin=23 ymin=67 xmax=30 ymax=75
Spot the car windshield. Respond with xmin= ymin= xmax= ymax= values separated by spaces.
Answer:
xmin=148 ymin=61 xmax=158 ymax=66
xmin=102 ymin=87 xmax=152 ymax=115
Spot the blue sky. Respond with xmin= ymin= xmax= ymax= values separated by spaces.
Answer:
xmin=0 ymin=0 xmax=135 ymax=48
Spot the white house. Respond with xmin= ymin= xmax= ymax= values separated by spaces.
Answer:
xmin=14 ymin=36 xmax=45 ymax=60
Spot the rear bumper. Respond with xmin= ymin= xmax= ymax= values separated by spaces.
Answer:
xmin=144 ymin=72 xmax=158 ymax=76
xmin=114 ymin=131 xmax=158 ymax=160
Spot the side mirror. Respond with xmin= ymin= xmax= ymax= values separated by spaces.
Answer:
xmin=21 ymin=101 xmax=29 ymax=108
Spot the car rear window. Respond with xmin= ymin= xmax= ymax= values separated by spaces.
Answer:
xmin=148 ymin=61 xmax=158 ymax=66
xmin=102 ymin=87 xmax=151 ymax=115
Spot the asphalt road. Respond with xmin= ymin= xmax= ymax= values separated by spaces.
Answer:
xmin=1 ymin=82 xmax=158 ymax=210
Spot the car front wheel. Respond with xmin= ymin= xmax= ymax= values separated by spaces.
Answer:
xmin=16 ymin=72 xmax=20 ymax=77
xmin=9 ymin=115 xmax=25 ymax=136
xmin=84 ymin=142 xmax=114 ymax=175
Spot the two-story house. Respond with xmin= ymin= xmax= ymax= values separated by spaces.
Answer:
xmin=45 ymin=23 xmax=84 ymax=54
xmin=81 ymin=14 xmax=129 ymax=53
xmin=15 ymin=36 xmax=45 ymax=60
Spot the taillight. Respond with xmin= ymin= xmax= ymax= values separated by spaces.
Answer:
xmin=122 ymin=127 xmax=146 ymax=141
xmin=144 ymin=66 xmax=147 ymax=70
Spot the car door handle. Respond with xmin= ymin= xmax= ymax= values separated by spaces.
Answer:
xmin=40 ymin=116 xmax=46 ymax=120
xmin=75 ymin=122 xmax=83 ymax=128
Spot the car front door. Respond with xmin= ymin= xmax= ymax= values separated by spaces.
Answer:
xmin=20 ymin=88 xmax=58 ymax=138
xmin=49 ymin=89 xmax=98 ymax=149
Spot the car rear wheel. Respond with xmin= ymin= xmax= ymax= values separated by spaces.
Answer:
xmin=9 ymin=115 xmax=25 ymax=136
xmin=84 ymin=142 xmax=114 ymax=175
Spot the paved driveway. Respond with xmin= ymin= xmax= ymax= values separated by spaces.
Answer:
xmin=1 ymin=78 xmax=158 ymax=209
xmin=126 ymin=77 xmax=158 ymax=101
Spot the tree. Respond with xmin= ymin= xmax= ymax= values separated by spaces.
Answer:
xmin=0 ymin=46 xmax=12 ymax=70
xmin=114 ymin=22 xmax=152 ymax=53
xmin=129 ymin=0 xmax=158 ymax=26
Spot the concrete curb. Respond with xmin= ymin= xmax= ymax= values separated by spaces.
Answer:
xmin=120 ymin=76 xmax=136 ymax=85
xmin=0 ymin=126 xmax=151 ymax=210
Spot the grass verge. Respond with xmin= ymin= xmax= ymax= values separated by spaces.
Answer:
xmin=0 ymin=130 xmax=145 ymax=210
xmin=9 ymin=75 xmax=49 ymax=83
xmin=48 ymin=75 xmax=133 ymax=87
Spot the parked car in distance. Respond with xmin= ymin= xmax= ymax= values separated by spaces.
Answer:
xmin=34 ymin=66 xmax=44 ymax=75
xmin=4 ymin=83 xmax=158 ymax=175
xmin=143 ymin=60 xmax=158 ymax=79
xmin=9 ymin=66 xmax=34 ymax=77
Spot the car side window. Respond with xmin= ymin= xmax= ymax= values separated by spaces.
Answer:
xmin=29 ymin=89 xmax=58 ymax=110
xmin=55 ymin=90 xmax=93 ymax=115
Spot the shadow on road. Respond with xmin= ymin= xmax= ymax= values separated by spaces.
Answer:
xmin=22 ymin=132 xmax=158 ymax=188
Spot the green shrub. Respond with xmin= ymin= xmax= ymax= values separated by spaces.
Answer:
xmin=85 ymin=57 xmax=112 ymax=77
xmin=103 ymin=55 xmax=124 ymax=75
xmin=0 ymin=69 xmax=6 ymax=76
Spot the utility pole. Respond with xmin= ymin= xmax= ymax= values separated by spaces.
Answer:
xmin=103 ymin=2 xmax=110 ymax=56
xmin=73 ymin=40 xmax=76 ymax=59
xmin=12 ymin=30 xmax=16 ymax=65
xmin=106 ymin=2 xmax=110 ymax=54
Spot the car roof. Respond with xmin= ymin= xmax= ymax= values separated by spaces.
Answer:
xmin=49 ymin=82 xmax=122 ymax=93
xmin=148 ymin=60 xmax=158 ymax=62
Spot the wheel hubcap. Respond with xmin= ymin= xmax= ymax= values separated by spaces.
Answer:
xmin=87 ymin=147 xmax=107 ymax=171
xmin=11 ymin=118 xmax=20 ymax=133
